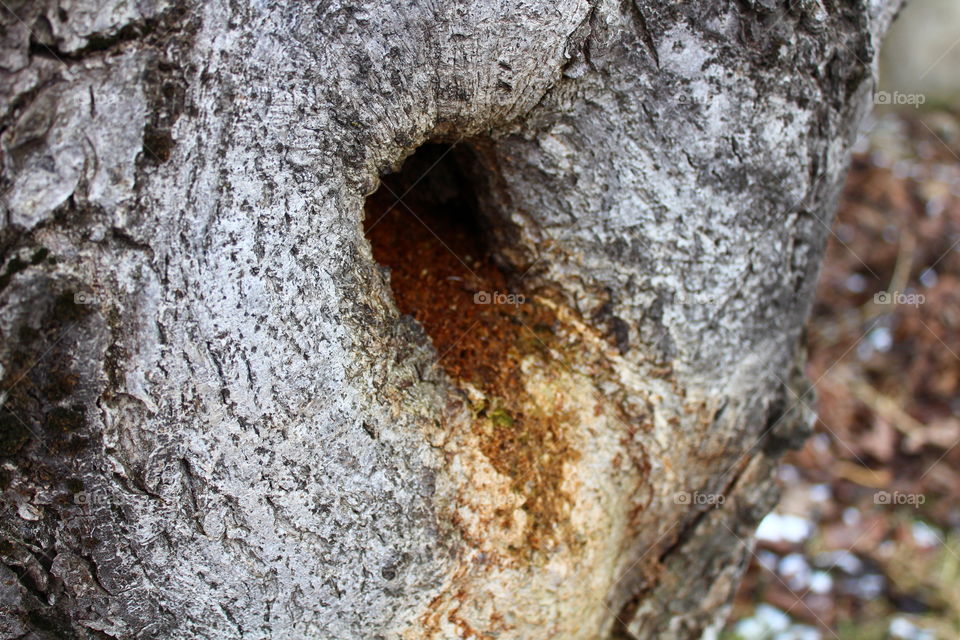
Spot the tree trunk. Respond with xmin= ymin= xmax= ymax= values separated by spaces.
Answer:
xmin=0 ymin=1 xmax=903 ymax=638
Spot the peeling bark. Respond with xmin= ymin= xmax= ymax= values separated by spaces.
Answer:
xmin=0 ymin=0 xmax=903 ymax=638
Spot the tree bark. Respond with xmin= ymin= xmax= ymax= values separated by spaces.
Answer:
xmin=0 ymin=1 xmax=903 ymax=638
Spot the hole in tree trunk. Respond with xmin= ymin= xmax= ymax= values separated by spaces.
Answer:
xmin=364 ymin=143 xmax=578 ymax=552
xmin=363 ymin=142 xmax=543 ymax=387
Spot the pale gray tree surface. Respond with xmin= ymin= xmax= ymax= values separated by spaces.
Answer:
xmin=0 ymin=0 xmax=903 ymax=638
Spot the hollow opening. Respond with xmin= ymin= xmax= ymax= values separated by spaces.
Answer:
xmin=364 ymin=143 xmax=578 ymax=552
xmin=363 ymin=143 xmax=544 ymax=389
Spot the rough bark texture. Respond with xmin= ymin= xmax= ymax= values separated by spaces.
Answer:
xmin=0 ymin=0 xmax=903 ymax=638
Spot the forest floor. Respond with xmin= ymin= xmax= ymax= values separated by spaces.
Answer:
xmin=724 ymin=108 xmax=960 ymax=640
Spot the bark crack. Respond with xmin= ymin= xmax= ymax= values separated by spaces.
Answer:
xmin=628 ymin=0 xmax=660 ymax=70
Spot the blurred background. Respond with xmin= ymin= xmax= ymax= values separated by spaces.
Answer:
xmin=723 ymin=2 xmax=960 ymax=639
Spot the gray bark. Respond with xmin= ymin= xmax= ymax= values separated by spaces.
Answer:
xmin=0 ymin=0 xmax=902 ymax=638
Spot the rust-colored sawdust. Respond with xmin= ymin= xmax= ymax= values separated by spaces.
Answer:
xmin=365 ymin=182 xmax=578 ymax=553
